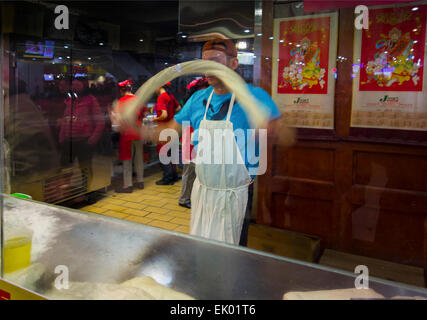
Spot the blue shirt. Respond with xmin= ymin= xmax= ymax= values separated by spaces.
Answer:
xmin=174 ymin=85 xmax=281 ymax=178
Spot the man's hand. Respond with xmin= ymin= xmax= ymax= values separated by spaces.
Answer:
xmin=267 ymin=116 xmax=296 ymax=147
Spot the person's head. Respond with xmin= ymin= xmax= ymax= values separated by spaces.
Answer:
xmin=118 ymin=79 xmax=133 ymax=96
xmin=72 ymin=65 xmax=89 ymax=95
xmin=72 ymin=78 xmax=88 ymax=94
xmin=202 ymin=38 xmax=239 ymax=87
xmin=156 ymin=82 xmax=172 ymax=96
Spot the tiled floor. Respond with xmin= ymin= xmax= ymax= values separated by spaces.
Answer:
xmin=79 ymin=169 xmax=191 ymax=234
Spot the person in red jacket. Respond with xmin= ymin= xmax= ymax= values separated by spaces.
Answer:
xmin=114 ymin=80 xmax=146 ymax=193
xmin=178 ymin=77 xmax=209 ymax=209
xmin=154 ymin=82 xmax=181 ymax=185
xmin=59 ymin=71 xmax=104 ymax=186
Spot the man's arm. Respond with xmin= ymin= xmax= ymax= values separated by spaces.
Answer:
xmin=154 ymin=110 xmax=168 ymax=121
xmin=267 ymin=115 xmax=296 ymax=147
xmin=141 ymin=118 xmax=182 ymax=144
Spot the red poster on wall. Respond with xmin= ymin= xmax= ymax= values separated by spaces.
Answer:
xmin=277 ymin=16 xmax=330 ymax=94
xmin=359 ymin=5 xmax=427 ymax=91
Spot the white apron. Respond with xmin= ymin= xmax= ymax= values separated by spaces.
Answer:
xmin=190 ymin=90 xmax=252 ymax=245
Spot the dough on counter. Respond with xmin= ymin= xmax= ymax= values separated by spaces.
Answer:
xmin=391 ymin=296 xmax=427 ymax=300
xmin=121 ymin=276 xmax=194 ymax=300
xmin=283 ymin=288 xmax=385 ymax=300
xmin=4 ymin=263 xmax=46 ymax=292
xmin=44 ymin=277 xmax=194 ymax=300
xmin=45 ymin=282 xmax=156 ymax=300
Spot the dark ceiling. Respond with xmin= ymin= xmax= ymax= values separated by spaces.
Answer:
xmin=45 ymin=0 xmax=180 ymax=38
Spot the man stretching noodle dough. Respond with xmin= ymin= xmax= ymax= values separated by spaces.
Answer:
xmin=134 ymin=39 xmax=294 ymax=245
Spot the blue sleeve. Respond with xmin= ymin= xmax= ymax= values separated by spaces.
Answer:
xmin=250 ymin=86 xmax=281 ymax=120
xmin=174 ymin=94 xmax=194 ymax=125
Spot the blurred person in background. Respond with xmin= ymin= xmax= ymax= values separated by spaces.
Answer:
xmin=154 ymin=82 xmax=181 ymax=185
xmin=178 ymin=77 xmax=209 ymax=209
xmin=59 ymin=66 xmax=104 ymax=185
xmin=113 ymin=80 xmax=146 ymax=193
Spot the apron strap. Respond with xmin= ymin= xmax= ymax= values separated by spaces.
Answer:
xmin=203 ymin=89 xmax=215 ymax=120
xmin=226 ymin=94 xmax=236 ymax=122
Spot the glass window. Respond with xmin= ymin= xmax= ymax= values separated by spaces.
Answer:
xmin=1 ymin=0 xmax=427 ymax=300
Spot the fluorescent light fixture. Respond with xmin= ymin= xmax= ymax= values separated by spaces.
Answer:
xmin=237 ymin=52 xmax=255 ymax=65
xmin=236 ymin=41 xmax=248 ymax=50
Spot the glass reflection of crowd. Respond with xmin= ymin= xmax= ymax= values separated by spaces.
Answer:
xmin=7 ymin=57 xmax=210 ymax=205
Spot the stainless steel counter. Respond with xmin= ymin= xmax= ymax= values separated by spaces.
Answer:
xmin=2 ymin=194 xmax=427 ymax=299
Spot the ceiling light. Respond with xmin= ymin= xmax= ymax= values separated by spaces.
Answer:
xmin=236 ymin=41 xmax=248 ymax=50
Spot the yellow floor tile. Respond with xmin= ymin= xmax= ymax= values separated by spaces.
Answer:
xmin=156 ymin=192 xmax=179 ymax=199
xmin=139 ymin=195 xmax=164 ymax=201
xmin=84 ymin=206 xmax=108 ymax=214
xmin=162 ymin=204 xmax=190 ymax=212
xmin=138 ymin=189 xmax=160 ymax=195
xmin=147 ymin=220 xmax=179 ymax=231
xmin=145 ymin=206 xmax=172 ymax=214
xmin=122 ymin=208 xmax=150 ymax=217
xmin=161 ymin=189 xmax=179 ymax=194
xmin=168 ymin=211 xmax=191 ymax=219
xmin=119 ymin=195 xmax=144 ymax=203
xmin=105 ymin=199 xmax=127 ymax=205
xmin=90 ymin=201 xmax=106 ymax=208
xmin=100 ymin=210 xmax=128 ymax=219
xmin=144 ymin=212 xmax=174 ymax=222
xmin=169 ymin=217 xmax=190 ymax=226
xmin=174 ymin=225 xmax=190 ymax=234
xmin=100 ymin=203 xmax=127 ymax=212
xmin=122 ymin=202 xmax=147 ymax=210
xmin=124 ymin=215 xmax=153 ymax=225
xmin=141 ymin=200 xmax=169 ymax=208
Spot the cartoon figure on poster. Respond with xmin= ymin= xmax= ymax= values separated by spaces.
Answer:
xmin=281 ymin=37 xmax=326 ymax=90
xmin=364 ymin=27 xmax=419 ymax=87
xmin=360 ymin=6 xmax=427 ymax=91
xmin=277 ymin=17 xmax=330 ymax=94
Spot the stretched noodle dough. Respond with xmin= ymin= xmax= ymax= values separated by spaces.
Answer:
xmin=120 ymin=60 xmax=271 ymax=129
xmin=283 ymin=288 xmax=385 ymax=300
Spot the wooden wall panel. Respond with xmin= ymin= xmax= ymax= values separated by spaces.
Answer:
xmin=257 ymin=3 xmax=427 ymax=273
xmin=353 ymin=151 xmax=427 ymax=192
xmin=273 ymin=147 xmax=335 ymax=182
xmin=271 ymin=193 xmax=334 ymax=243
xmin=347 ymin=205 xmax=424 ymax=266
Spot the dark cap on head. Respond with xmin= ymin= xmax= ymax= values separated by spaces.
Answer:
xmin=202 ymin=38 xmax=237 ymax=58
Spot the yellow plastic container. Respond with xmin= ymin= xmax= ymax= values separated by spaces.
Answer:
xmin=4 ymin=236 xmax=32 ymax=273
xmin=3 ymin=219 xmax=33 ymax=274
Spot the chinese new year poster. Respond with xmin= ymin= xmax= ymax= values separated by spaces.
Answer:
xmin=352 ymin=4 xmax=427 ymax=130
xmin=272 ymin=12 xmax=338 ymax=129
